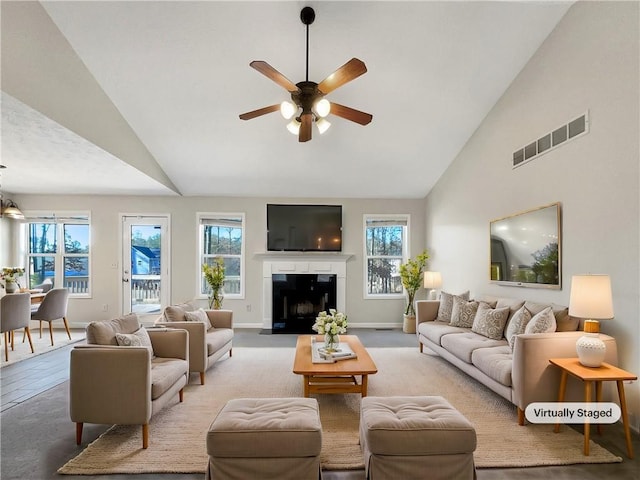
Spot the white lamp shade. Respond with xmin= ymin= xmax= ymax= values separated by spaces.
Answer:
xmin=569 ymin=274 xmax=614 ymax=319
xmin=286 ymin=119 xmax=301 ymax=135
xmin=316 ymin=117 xmax=331 ymax=134
xmin=314 ymin=98 xmax=331 ymax=117
xmin=280 ymin=101 xmax=296 ymax=120
xmin=423 ymin=271 xmax=442 ymax=289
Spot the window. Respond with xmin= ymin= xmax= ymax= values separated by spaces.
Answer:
xmin=26 ymin=213 xmax=91 ymax=296
xmin=198 ymin=213 xmax=245 ymax=299
xmin=364 ymin=215 xmax=409 ymax=297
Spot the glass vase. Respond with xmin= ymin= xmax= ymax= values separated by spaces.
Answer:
xmin=324 ymin=332 xmax=340 ymax=352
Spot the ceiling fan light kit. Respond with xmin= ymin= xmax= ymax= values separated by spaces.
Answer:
xmin=239 ymin=6 xmax=372 ymax=142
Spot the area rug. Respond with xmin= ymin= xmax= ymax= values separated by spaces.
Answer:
xmin=0 ymin=329 xmax=85 ymax=368
xmin=58 ymin=347 xmax=622 ymax=474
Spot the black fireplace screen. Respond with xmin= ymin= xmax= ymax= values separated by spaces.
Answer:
xmin=272 ymin=274 xmax=337 ymax=333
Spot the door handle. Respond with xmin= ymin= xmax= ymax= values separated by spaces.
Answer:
xmin=122 ymin=278 xmax=129 ymax=283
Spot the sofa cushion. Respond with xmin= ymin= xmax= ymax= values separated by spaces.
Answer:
xmin=440 ymin=332 xmax=507 ymax=364
xmin=206 ymin=328 xmax=234 ymax=356
xmin=162 ymin=303 xmax=195 ymax=322
xmin=472 ymin=303 xmax=510 ymax=340
xmin=419 ymin=321 xmax=467 ymax=346
xmin=150 ymin=357 xmax=188 ymax=400
xmin=449 ymin=298 xmax=479 ymax=328
xmin=436 ymin=290 xmax=470 ymax=322
xmin=115 ymin=327 xmax=155 ymax=357
xmin=471 ymin=346 xmax=513 ymax=387
xmin=525 ymin=306 xmax=557 ymax=334
xmin=86 ymin=314 xmax=140 ymax=345
xmin=185 ymin=308 xmax=213 ymax=329
xmin=505 ymin=305 xmax=533 ymax=349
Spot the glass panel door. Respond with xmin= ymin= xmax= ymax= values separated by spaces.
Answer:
xmin=122 ymin=216 xmax=169 ymax=315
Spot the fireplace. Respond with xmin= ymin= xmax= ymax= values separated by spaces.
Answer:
xmin=260 ymin=254 xmax=350 ymax=332
xmin=272 ymin=274 xmax=337 ymax=333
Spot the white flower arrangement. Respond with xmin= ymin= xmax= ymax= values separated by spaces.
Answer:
xmin=312 ymin=309 xmax=348 ymax=335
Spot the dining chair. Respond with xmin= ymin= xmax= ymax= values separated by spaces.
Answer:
xmin=31 ymin=288 xmax=71 ymax=346
xmin=1 ymin=293 xmax=34 ymax=361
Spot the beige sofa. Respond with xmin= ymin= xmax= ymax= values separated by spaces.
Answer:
xmin=157 ymin=303 xmax=234 ymax=385
xmin=415 ymin=295 xmax=618 ymax=425
xmin=70 ymin=313 xmax=189 ymax=448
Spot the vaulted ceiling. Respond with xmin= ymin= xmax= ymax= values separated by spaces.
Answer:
xmin=1 ymin=1 xmax=573 ymax=198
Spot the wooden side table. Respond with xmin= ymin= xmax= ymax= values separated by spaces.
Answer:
xmin=549 ymin=357 xmax=637 ymax=458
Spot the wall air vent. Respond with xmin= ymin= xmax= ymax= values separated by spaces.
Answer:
xmin=512 ymin=111 xmax=589 ymax=168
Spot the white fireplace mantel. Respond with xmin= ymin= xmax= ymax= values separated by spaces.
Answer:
xmin=259 ymin=253 xmax=353 ymax=330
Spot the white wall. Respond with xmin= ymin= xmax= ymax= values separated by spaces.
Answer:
xmin=424 ymin=1 xmax=639 ymax=429
xmin=8 ymin=194 xmax=425 ymax=329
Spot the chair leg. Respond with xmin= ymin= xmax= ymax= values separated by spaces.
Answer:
xmin=200 ymin=372 xmax=205 ymax=385
xmin=63 ymin=317 xmax=72 ymax=340
xmin=3 ymin=332 xmax=8 ymax=362
xmin=10 ymin=330 xmax=15 ymax=351
xmin=517 ymin=407 xmax=525 ymax=426
xmin=76 ymin=423 xmax=83 ymax=445
xmin=39 ymin=321 xmax=43 ymax=339
xmin=24 ymin=327 xmax=34 ymax=353
xmin=142 ymin=424 xmax=149 ymax=449
xmin=179 ymin=388 xmax=184 ymax=402
xmin=49 ymin=322 xmax=54 ymax=346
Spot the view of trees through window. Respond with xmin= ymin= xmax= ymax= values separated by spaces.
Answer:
xmin=365 ymin=217 xmax=407 ymax=295
xmin=200 ymin=216 xmax=243 ymax=296
xmin=27 ymin=217 xmax=90 ymax=294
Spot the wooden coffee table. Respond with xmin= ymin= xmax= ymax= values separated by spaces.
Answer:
xmin=293 ymin=335 xmax=378 ymax=397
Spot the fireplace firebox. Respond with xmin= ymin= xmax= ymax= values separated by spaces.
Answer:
xmin=272 ymin=274 xmax=337 ymax=333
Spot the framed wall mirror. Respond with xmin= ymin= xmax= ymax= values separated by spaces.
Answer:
xmin=490 ymin=203 xmax=561 ymax=289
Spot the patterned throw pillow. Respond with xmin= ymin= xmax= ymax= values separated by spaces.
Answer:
xmin=115 ymin=327 xmax=155 ymax=358
xmin=471 ymin=303 xmax=510 ymax=340
xmin=505 ymin=306 xmax=533 ymax=349
xmin=185 ymin=308 xmax=213 ymax=330
xmin=437 ymin=290 xmax=470 ymax=322
xmin=524 ymin=306 xmax=557 ymax=334
xmin=449 ymin=297 xmax=479 ymax=328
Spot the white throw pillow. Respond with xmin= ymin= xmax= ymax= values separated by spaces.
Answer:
xmin=472 ymin=303 xmax=510 ymax=340
xmin=115 ymin=327 xmax=155 ymax=358
xmin=437 ymin=290 xmax=470 ymax=322
xmin=505 ymin=306 xmax=533 ymax=350
xmin=184 ymin=308 xmax=213 ymax=330
xmin=449 ymin=297 xmax=479 ymax=328
xmin=524 ymin=306 xmax=557 ymax=334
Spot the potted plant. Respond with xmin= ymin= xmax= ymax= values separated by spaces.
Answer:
xmin=1 ymin=267 xmax=25 ymax=293
xmin=202 ymin=257 xmax=225 ymax=309
xmin=399 ymin=250 xmax=429 ymax=333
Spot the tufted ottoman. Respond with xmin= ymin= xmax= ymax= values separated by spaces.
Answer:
xmin=360 ymin=396 xmax=477 ymax=480
xmin=206 ymin=397 xmax=322 ymax=480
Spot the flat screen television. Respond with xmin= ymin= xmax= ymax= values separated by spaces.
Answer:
xmin=267 ymin=204 xmax=342 ymax=252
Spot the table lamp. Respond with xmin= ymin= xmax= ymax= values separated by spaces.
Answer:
xmin=568 ymin=274 xmax=614 ymax=367
xmin=423 ymin=271 xmax=442 ymax=300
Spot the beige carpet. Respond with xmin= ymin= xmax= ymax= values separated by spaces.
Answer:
xmin=58 ymin=347 xmax=622 ymax=474
xmin=0 ymin=328 xmax=85 ymax=367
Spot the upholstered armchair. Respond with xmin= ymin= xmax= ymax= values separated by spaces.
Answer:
xmin=70 ymin=313 xmax=189 ymax=449
xmin=157 ymin=303 xmax=233 ymax=385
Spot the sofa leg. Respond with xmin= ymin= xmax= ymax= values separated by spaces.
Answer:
xmin=517 ymin=407 xmax=525 ymax=426
xmin=229 ymin=348 xmax=232 ymax=357
xmin=142 ymin=424 xmax=149 ymax=449
xmin=419 ymin=343 xmax=423 ymax=353
xmin=200 ymin=372 xmax=205 ymax=385
xmin=179 ymin=388 xmax=184 ymax=402
xmin=76 ymin=422 xmax=83 ymax=445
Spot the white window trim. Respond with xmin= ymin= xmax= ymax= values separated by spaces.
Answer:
xmin=22 ymin=210 xmax=92 ymax=298
xmin=363 ymin=213 xmax=410 ymax=299
xmin=196 ymin=212 xmax=246 ymax=300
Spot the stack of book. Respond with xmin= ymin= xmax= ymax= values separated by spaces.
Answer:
xmin=311 ymin=340 xmax=357 ymax=363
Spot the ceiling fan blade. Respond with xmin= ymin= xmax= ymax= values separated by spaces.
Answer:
xmin=250 ymin=61 xmax=299 ymax=93
xmin=317 ymin=58 xmax=368 ymax=95
xmin=330 ymin=102 xmax=373 ymax=126
xmin=239 ymin=104 xmax=280 ymax=121
xmin=299 ymin=113 xmax=312 ymax=142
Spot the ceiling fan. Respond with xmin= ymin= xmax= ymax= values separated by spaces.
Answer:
xmin=239 ymin=6 xmax=373 ymax=143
